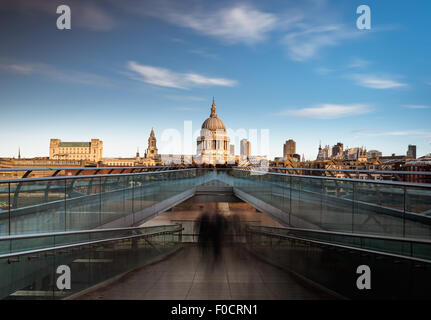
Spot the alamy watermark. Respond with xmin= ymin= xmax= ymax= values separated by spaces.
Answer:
xmin=56 ymin=265 xmax=71 ymax=290
xmin=357 ymin=5 xmax=371 ymax=30
xmin=56 ymin=5 xmax=71 ymax=30
xmin=356 ymin=265 xmax=371 ymax=290
xmin=56 ymin=4 xmax=372 ymax=31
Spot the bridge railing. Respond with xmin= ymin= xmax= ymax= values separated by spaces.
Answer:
xmin=0 ymin=168 xmax=209 ymax=236
xmin=245 ymin=225 xmax=431 ymax=300
xmin=247 ymin=225 xmax=431 ymax=261
xmin=260 ymin=166 xmax=431 ymax=183
xmin=231 ymin=168 xmax=431 ymax=240
xmin=0 ymin=165 xmax=185 ymax=179
xmin=2 ymin=166 xmax=431 ymax=240
xmin=0 ymin=224 xmax=183 ymax=300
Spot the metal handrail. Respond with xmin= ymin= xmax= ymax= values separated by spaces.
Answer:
xmin=0 ymin=226 xmax=183 ymax=260
xmin=0 ymin=165 xmax=182 ymax=172
xmin=261 ymin=166 xmax=431 ymax=176
xmin=0 ymin=168 xmax=197 ymax=183
xmin=247 ymin=225 xmax=431 ymax=245
xmin=233 ymin=168 xmax=431 ymax=187
xmin=246 ymin=228 xmax=431 ymax=264
xmin=2 ymin=165 xmax=430 ymax=175
xmin=0 ymin=224 xmax=180 ymax=241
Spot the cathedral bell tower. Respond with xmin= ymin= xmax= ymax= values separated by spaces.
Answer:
xmin=145 ymin=128 xmax=159 ymax=160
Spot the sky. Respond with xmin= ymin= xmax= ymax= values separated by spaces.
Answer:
xmin=0 ymin=0 xmax=430 ymax=160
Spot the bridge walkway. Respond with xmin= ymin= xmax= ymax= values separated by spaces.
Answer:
xmin=78 ymin=245 xmax=334 ymax=300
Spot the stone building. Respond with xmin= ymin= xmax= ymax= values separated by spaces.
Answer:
xmin=332 ymin=142 xmax=344 ymax=159
xmin=240 ymin=139 xmax=251 ymax=159
xmin=367 ymin=150 xmax=382 ymax=159
xmin=196 ymin=97 xmax=231 ymax=164
xmin=102 ymin=128 xmax=162 ymax=167
xmin=316 ymin=144 xmax=330 ymax=161
xmin=144 ymin=128 xmax=161 ymax=162
xmin=283 ymin=139 xmax=296 ymax=159
xmin=407 ymin=145 xmax=417 ymax=159
xmin=49 ymin=138 xmax=103 ymax=162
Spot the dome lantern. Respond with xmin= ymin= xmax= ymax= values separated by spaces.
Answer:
xmin=201 ymin=97 xmax=226 ymax=131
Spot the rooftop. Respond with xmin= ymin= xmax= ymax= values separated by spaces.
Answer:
xmin=58 ymin=142 xmax=91 ymax=147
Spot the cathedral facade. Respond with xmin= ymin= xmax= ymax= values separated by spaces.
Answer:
xmin=196 ymin=98 xmax=231 ymax=165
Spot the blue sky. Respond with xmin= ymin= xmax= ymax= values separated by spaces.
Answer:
xmin=0 ymin=0 xmax=430 ymax=159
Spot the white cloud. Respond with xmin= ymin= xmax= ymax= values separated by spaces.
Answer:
xmin=189 ymin=49 xmax=218 ymax=59
xmin=348 ymin=58 xmax=371 ymax=68
xmin=164 ymin=95 xmax=205 ymax=102
xmin=355 ymin=129 xmax=431 ymax=137
xmin=113 ymin=1 xmax=371 ymax=60
xmin=0 ymin=62 xmax=112 ymax=86
xmin=127 ymin=61 xmax=237 ymax=89
xmin=315 ymin=67 xmax=333 ymax=75
xmin=281 ymin=24 xmax=360 ymax=61
xmin=351 ymin=74 xmax=407 ymax=89
xmin=172 ymin=106 xmax=201 ymax=111
xmin=280 ymin=103 xmax=371 ymax=119
xmin=1 ymin=64 xmax=34 ymax=74
xmin=176 ymin=5 xmax=277 ymax=44
xmin=405 ymin=105 xmax=430 ymax=109
xmin=185 ymin=73 xmax=236 ymax=86
xmin=136 ymin=4 xmax=277 ymax=45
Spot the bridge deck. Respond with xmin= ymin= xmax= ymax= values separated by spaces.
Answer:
xmin=78 ymin=245 xmax=334 ymax=300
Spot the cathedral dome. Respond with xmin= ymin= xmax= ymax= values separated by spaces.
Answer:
xmin=201 ymin=97 xmax=226 ymax=131
xmin=201 ymin=117 xmax=226 ymax=131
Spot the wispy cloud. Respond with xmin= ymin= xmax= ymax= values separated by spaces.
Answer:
xmin=127 ymin=61 xmax=237 ymax=89
xmin=171 ymin=38 xmax=186 ymax=43
xmin=405 ymin=105 xmax=430 ymax=109
xmin=0 ymin=61 xmax=112 ymax=86
xmin=125 ymin=3 xmax=277 ymax=45
xmin=112 ymin=1 xmax=373 ymax=60
xmin=354 ymin=129 xmax=431 ymax=138
xmin=315 ymin=67 xmax=333 ymax=75
xmin=348 ymin=58 xmax=371 ymax=68
xmin=174 ymin=5 xmax=277 ymax=44
xmin=282 ymin=24 xmax=360 ymax=61
xmin=189 ymin=49 xmax=218 ymax=59
xmin=164 ymin=95 xmax=205 ymax=102
xmin=351 ymin=74 xmax=407 ymax=89
xmin=279 ymin=103 xmax=371 ymax=119
xmin=172 ymin=106 xmax=202 ymax=111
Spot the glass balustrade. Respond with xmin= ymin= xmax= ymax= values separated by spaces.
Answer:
xmin=230 ymin=169 xmax=431 ymax=239
xmin=0 ymin=224 xmax=182 ymax=300
xmin=0 ymin=169 xmax=209 ymax=236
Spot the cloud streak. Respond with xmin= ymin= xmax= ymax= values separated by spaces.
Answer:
xmin=170 ymin=5 xmax=277 ymax=45
xmin=120 ymin=2 xmax=278 ymax=45
xmin=354 ymin=129 xmax=431 ymax=138
xmin=0 ymin=61 xmax=112 ymax=86
xmin=279 ymin=103 xmax=371 ymax=119
xmin=110 ymin=1 xmax=372 ymax=61
xmin=282 ymin=24 xmax=360 ymax=61
xmin=348 ymin=58 xmax=371 ymax=68
xmin=351 ymin=74 xmax=407 ymax=89
xmin=405 ymin=105 xmax=430 ymax=109
xmin=127 ymin=61 xmax=237 ymax=89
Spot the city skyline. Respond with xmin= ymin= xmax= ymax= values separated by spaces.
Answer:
xmin=1 ymin=0 xmax=431 ymax=160
xmin=2 ymin=97 xmax=429 ymax=161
